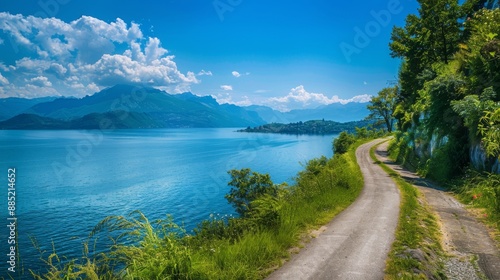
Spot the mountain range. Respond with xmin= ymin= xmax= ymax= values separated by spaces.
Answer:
xmin=0 ymin=84 xmax=370 ymax=129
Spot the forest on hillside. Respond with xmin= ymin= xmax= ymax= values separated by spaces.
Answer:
xmin=367 ymin=0 xmax=500 ymax=179
xmin=238 ymin=120 xmax=375 ymax=135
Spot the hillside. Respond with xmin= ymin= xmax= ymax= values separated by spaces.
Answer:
xmin=238 ymin=120 xmax=373 ymax=135
xmin=0 ymin=85 xmax=266 ymax=129
xmin=0 ymin=96 xmax=57 ymax=121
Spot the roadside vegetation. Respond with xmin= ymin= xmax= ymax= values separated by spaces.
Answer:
xmin=370 ymin=0 xmax=500 ymax=249
xmin=451 ymin=171 xmax=500 ymax=244
xmin=29 ymin=129 xmax=376 ymax=280
xmin=373 ymin=141 xmax=446 ymax=279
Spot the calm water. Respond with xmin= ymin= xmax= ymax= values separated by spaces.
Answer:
xmin=0 ymin=128 xmax=334 ymax=276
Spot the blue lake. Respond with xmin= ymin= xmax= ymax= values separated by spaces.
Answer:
xmin=0 ymin=128 xmax=335 ymax=276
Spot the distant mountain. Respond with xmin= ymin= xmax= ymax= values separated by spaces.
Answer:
xmin=0 ymin=97 xmax=57 ymax=121
xmin=0 ymin=113 xmax=69 ymax=129
xmin=245 ymin=102 xmax=369 ymax=123
xmin=0 ymin=84 xmax=265 ymax=129
xmin=244 ymin=105 xmax=289 ymax=123
xmin=0 ymin=85 xmax=370 ymax=130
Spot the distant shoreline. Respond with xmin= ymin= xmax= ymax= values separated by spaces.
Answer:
xmin=237 ymin=119 xmax=373 ymax=135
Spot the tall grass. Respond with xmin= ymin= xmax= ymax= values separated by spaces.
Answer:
xmin=30 ymin=140 xmax=367 ymax=280
xmin=451 ymin=170 xmax=500 ymax=243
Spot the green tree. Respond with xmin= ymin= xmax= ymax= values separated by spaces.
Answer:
xmin=389 ymin=0 xmax=463 ymax=130
xmin=367 ymin=87 xmax=397 ymax=133
xmin=333 ymin=132 xmax=356 ymax=155
xmin=225 ymin=169 xmax=280 ymax=217
xmin=479 ymin=107 xmax=500 ymax=158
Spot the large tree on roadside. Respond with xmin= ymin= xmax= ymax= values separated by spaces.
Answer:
xmin=367 ymin=86 xmax=397 ymax=133
xmin=389 ymin=0 xmax=462 ymax=130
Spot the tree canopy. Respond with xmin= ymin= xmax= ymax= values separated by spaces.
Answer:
xmin=387 ymin=0 xmax=500 ymax=177
xmin=367 ymin=86 xmax=397 ymax=133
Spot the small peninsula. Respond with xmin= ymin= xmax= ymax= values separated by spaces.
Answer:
xmin=238 ymin=119 xmax=373 ymax=135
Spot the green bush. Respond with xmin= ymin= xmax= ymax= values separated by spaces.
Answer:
xmin=225 ymin=169 xmax=282 ymax=217
xmin=333 ymin=131 xmax=356 ymax=154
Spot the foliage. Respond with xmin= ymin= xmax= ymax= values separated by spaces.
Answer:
xmin=332 ymin=131 xmax=356 ymax=154
xmin=452 ymin=170 xmax=500 ymax=239
xmin=191 ymin=214 xmax=246 ymax=244
xmin=366 ymin=86 xmax=397 ymax=133
xmin=388 ymin=0 xmax=500 ymax=176
xmin=389 ymin=0 xmax=463 ymax=130
xmin=460 ymin=8 xmax=500 ymax=96
xmin=451 ymin=87 xmax=498 ymax=138
xmin=225 ymin=169 xmax=284 ymax=217
xmin=479 ymin=107 xmax=500 ymax=157
xmin=423 ymin=73 xmax=465 ymax=138
xmin=238 ymin=119 xmax=374 ymax=135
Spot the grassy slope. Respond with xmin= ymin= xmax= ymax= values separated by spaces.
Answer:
xmin=369 ymin=141 xmax=446 ymax=280
xmin=187 ymin=141 xmax=366 ymax=279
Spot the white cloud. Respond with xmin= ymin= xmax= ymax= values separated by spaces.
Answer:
xmin=220 ymin=85 xmax=233 ymax=91
xmin=213 ymin=93 xmax=231 ymax=104
xmin=0 ymin=63 xmax=8 ymax=72
xmin=87 ymin=83 xmax=100 ymax=93
xmin=49 ymin=63 xmax=67 ymax=78
xmin=212 ymin=92 xmax=251 ymax=106
xmin=349 ymin=94 xmax=372 ymax=103
xmin=197 ymin=70 xmax=213 ymax=76
xmin=363 ymin=81 xmax=368 ymax=85
xmin=231 ymin=71 xmax=250 ymax=78
xmin=28 ymin=76 xmax=52 ymax=87
xmin=267 ymin=85 xmax=371 ymax=111
xmin=144 ymin=37 xmax=167 ymax=63
xmin=0 ymin=12 xmax=198 ymax=98
xmin=236 ymin=96 xmax=252 ymax=106
xmin=0 ymin=38 xmax=3 ymax=45
xmin=0 ymin=73 xmax=9 ymax=85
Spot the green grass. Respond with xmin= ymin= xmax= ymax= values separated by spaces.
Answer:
xmin=371 ymin=141 xmax=446 ymax=280
xmin=451 ymin=170 xmax=500 ymax=246
xmin=29 ymin=140 xmax=368 ymax=280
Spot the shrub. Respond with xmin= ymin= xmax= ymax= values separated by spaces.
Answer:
xmin=333 ymin=131 xmax=356 ymax=154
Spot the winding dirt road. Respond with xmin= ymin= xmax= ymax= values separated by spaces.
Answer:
xmin=375 ymin=142 xmax=500 ymax=280
xmin=267 ymin=139 xmax=400 ymax=280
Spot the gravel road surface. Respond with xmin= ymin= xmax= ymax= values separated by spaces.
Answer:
xmin=267 ymin=139 xmax=400 ymax=280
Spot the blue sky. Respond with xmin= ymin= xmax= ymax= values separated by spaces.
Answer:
xmin=0 ymin=0 xmax=419 ymax=111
